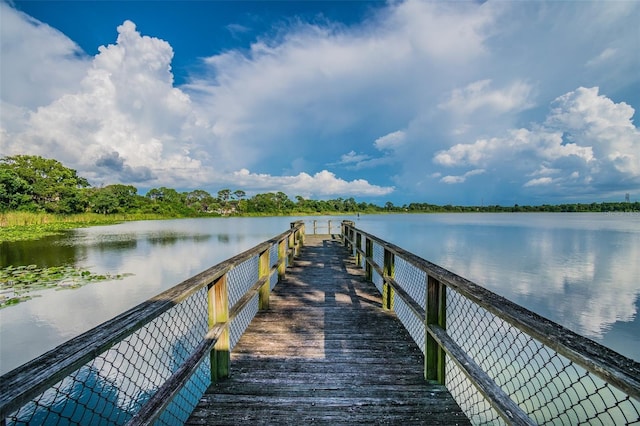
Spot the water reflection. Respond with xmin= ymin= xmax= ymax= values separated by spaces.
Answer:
xmin=0 ymin=234 xmax=81 ymax=267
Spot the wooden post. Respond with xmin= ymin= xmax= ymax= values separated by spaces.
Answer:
xmin=288 ymin=231 xmax=295 ymax=265
xmin=341 ymin=221 xmax=347 ymax=247
xmin=258 ymin=249 xmax=270 ymax=310
xmin=365 ymin=238 xmax=373 ymax=282
xmin=296 ymin=227 xmax=304 ymax=254
xmin=425 ymin=275 xmax=446 ymax=384
xmin=382 ymin=248 xmax=395 ymax=311
xmin=342 ymin=221 xmax=354 ymax=249
xmin=355 ymin=232 xmax=362 ymax=267
xmin=209 ymin=275 xmax=229 ymax=382
xmin=277 ymin=238 xmax=286 ymax=281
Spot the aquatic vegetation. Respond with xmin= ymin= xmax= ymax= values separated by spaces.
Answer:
xmin=0 ymin=265 xmax=133 ymax=308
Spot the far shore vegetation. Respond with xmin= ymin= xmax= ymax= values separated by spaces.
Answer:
xmin=2 ymin=154 xmax=639 ymax=243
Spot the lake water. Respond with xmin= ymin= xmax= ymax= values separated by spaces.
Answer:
xmin=1 ymin=213 xmax=639 ymax=375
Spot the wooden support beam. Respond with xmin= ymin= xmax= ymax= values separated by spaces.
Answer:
xmin=209 ymin=275 xmax=229 ymax=382
xmin=277 ymin=239 xmax=286 ymax=281
xmin=425 ymin=275 xmax=446 ymax=384
xmin=365 ymin=238 xmax=373 ymax=282
xmin=258 ymin=249 xmax=271 ymax=310
xmin=382 ymin=248 xmax=395 ymax=311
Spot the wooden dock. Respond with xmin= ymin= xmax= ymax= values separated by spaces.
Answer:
xmin=4 ymin=222 xmax=638 ymax=425
xmin=187 ymin=235 xmax=469 ymax=425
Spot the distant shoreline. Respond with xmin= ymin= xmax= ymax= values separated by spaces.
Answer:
xmin=1 ymin=207 xmax=638 ymax=243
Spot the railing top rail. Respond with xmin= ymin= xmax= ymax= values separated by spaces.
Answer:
xmin=341 ymin=221 xmax=640 ymax=401
xmin=0 ymin=223 xmax=303 ymax=418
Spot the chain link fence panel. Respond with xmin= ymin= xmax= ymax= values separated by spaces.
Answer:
xmin=7 ymin=287 xmax=209 ymax=426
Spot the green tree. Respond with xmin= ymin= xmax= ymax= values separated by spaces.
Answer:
xmin=217 ymin=189 xmax=231 ymax=203
xmin=0 ymin=168 xmax=36 ymax=211
xmin=145 ymin=187 xmax=190 ymax=215
xmin=87 ymin=184 xmax=140 ymax=214
xmin=232 ymin=189 xmax=246 ymax=200
xmin=185 ymin=189 xmax=217 ymax=213
xmin=87 ymin=188 xmax=119 ymax=214
xmin=0 ymin=155 xmax=90 ymax=213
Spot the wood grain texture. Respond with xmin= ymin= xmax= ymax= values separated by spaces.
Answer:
xmin=187 ymin=235 xmax=469 ymax=425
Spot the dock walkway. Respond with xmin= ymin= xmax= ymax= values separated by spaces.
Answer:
xmin=187 ymin=235 xmax=469 ymax=425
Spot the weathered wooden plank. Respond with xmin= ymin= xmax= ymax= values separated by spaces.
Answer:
xmin=187 ymin=235 xmax=469 ymax=425
xmin=189 ymin=395 xmax=468 ymax=425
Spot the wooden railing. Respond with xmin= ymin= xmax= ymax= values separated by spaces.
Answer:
xmin=341 ymin=220 xmax=640 ymax=425
xmin=0 ymin=221 xmax=305 ymax=426
xmin=306 ymin=219 xmax=338 ymax=235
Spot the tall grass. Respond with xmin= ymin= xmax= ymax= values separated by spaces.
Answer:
xmin=0 ymin=211 xmax=170 ymax=242
xmin=0 ymin=211 xmax=168 ymax=227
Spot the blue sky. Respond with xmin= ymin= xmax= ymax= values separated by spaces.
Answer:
xmin=1 ymin=1 xmax=639 ymax=205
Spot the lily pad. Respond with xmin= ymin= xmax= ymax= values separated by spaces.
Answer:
xmin=0 ymin=265 xmax=134 ymax=309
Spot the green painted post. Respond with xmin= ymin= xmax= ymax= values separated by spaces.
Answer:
xmin=425 ymin=275 xmax=446 ymax=384
xmin=382 ymin=248 xmax=395 ymax=311
xmin=209 ymin=275 xmax=229 ymax=382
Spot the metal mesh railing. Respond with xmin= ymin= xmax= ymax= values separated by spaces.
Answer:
xmin=394 ymin=296 xmax=425 ymax=353
xmin=7 ymin=287 xmax=209 ymax=425
xmin=2 ymin=224 xmax=303 ymax=426
xmin=341 ymin=222 xmax=640 ymax=426
xmin=446 ymin=288 xmax=640 ymax=425
xmin=155 ymin=359 xmax=211 ymax=426
xmin=230 ymin=293 xmax=259 ymax=350
xmin=371 ymin=242 xmax=385 ymax=293
xmin=269 ymin=244 xmax=279 ymax=290
xmin=228 ymin=255 xmax=259 ymax=309
xmin=394 ymin=255 xmax=426 ymax=308
xmin=446 ymin=358 xmax=501 ymax=424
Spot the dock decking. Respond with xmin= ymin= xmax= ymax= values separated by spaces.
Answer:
xmin=187 ymin=235 xmax=469 ymax=425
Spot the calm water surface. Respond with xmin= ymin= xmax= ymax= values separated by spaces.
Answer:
xmin=1 ymin=213 xmax=638 ymax=374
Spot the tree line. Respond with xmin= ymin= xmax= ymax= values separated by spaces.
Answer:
xmin=1 ymin=155 xmax=638 ymax=216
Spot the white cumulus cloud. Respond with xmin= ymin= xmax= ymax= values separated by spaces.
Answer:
xmin=439 ymin=79 xmax=534 ymax=116
xmin=230 ymin=169 xmax=393 ymax=198
xmin=441 ymin=169 xmax=485 ymax=184
xmin=0 ymin=10 xmax=390 ymax=198
xmin=433 ymin=87 xmax=639 ymax=198
xmin=2 ymin=19 xmax=208 ymax=187
xmin=374 ymin=130 xmax=406 ymax=151
xmin=0 ymin=2 xmax=90 ymax=110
